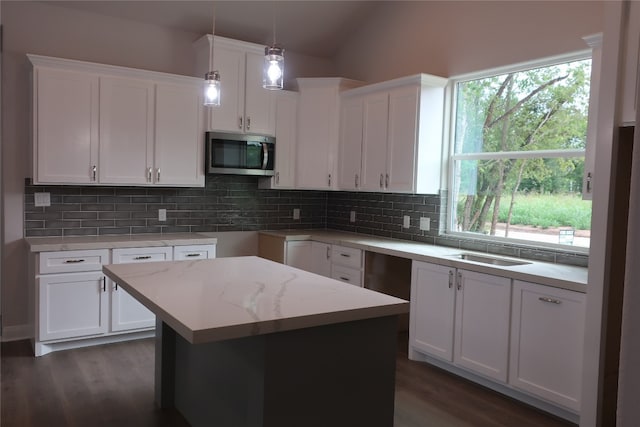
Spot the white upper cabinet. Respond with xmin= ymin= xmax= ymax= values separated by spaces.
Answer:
xmin=28 ymin=54 xmax=205 ymax=187
xmin=194 ymin=35 xmax=275 ymax=136
xmin=99 ymin=76 xmax=155 ymax=185
xmin=621 ymin=1 xmax=640 ymax=125
xmin=32 ymin=66 xmax=99 ymax=184
xmin=338 ymin=95 xmax=364 ymax=191
xmin=260 ymin=90 xmax=299 ymax=189
xmin=296 ymin=78 xmax=362 ymax=190
xmin=154 ymin=81 xmax=205 ymax=187
xmin=338 ymin=75 xmax=447 ymax=194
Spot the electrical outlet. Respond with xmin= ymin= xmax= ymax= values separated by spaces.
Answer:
xmin=293 ymin=208 xmax=300 ymax=220
xmin=158 ymin=209 xmax=167 ymax=221
xmin=420 ymin=217 xmax=431 ymax=231
xmin=403 ymin=215 xmax=410 ymax=229
xmin=350 ymin=211 xmax=356 ymax=223
xmin=34 ymin=192 xmax=51 ymax=207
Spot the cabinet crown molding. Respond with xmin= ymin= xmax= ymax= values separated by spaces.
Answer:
xmin=341 ymin=73 xmax=448 ymax=98
xmin=27 ymin=54 xmax=201 ymax=86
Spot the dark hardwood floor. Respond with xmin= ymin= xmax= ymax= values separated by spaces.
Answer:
xmin=1 ymin=336 xmax=575 ymax=427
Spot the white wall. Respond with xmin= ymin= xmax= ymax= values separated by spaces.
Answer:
xmin=0 ymin=0 xmax=334 ymax=335
xmin=334 ymin=1 xmax=604 ymax=81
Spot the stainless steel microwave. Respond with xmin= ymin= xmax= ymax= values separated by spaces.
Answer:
xmin=205 ymin=131 xmax=275 ymax=176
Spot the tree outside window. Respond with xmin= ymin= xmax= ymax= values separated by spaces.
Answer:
xmin=449 ymin=57 xmax=592 ymax=248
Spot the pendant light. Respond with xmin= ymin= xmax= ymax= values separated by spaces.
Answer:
xmin=204 ymin=3 xmax=221 ymax=106
xmin=263 ymin=8 xmax=284 ymax=90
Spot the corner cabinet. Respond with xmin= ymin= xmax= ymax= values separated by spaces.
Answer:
xmin=296 ymin=78 xmax=363 ymax=190
xmin=28 ymin=54 xmax=205 ymax=187
xmin=339 ymin=74 xmax=447 ymax=194
xmin=194 ymin=35 xmax=275 ymax=136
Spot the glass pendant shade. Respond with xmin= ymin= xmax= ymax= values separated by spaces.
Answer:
xmin=263 ymin=45 xmax=284 ymax=90
xmin=204 ymin=70 xmax=221 ymax=106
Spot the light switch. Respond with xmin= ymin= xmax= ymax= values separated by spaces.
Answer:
xmin=34 ymin=192 xmax=51 ymax=207
xmin=293 ymin=208 xmax=300 ymax=220
xmin=158 ymin=209 xmax=167 ymax=221
xmin=350 ymin=211 xmax=356 ymax=223
xmin=403 ymin=215 xmax=410 ymax=229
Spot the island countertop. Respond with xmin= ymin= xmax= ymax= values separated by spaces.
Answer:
xmin=102 ymin=256 xmax=409 ymax=344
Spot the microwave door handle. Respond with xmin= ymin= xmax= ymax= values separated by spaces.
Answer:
xmin=262 ymin=143 xmax=269 ymax=170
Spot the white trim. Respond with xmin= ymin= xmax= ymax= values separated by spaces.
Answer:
xmin=446 ymin=230 xmax=590 ymax=256
xmin=449 ymin=49 xmax=592 ymax=84
xmin=452 ymin=149 xmax=585 ymax=161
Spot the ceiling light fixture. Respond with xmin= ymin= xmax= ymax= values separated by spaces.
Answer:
xmin=204 ymin=3 xmax=221 ymax=106
xmin=263 ymin=8 xmax=284 ymax=90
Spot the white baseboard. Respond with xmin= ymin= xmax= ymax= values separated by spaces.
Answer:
xmin=2 ymin=324 xmax=33 ymax=342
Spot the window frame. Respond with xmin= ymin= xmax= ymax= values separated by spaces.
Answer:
xmin=444 ymin=50 xmax=593 ymax=253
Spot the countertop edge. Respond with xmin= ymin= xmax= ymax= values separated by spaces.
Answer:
xmin=25 ymin=233 xmax=218 ymax=252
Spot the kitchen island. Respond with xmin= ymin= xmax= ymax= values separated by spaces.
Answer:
xmin=103 ymin=256 xmax=409 ymax=427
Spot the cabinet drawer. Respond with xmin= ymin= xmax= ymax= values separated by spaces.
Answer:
xmin=39 ymin=249 xmax=110 ymax=274
xmin=112 ymin=246 xmax=173 ymax=264
xmin=173 ymin=244 xmax=217 ymax=260
xmin=331 ymin=265 xmax=363 ymax=287
xmin=331 ymin=245 xmax=363 ymax=269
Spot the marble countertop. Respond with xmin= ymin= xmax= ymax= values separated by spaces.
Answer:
xmin=259 ymin=230 xmax=588 ymax=292
xmin=25 ymin=233 xmax=218 ymax=252
xmin=102 ymin=256 xmax=409 ymax=344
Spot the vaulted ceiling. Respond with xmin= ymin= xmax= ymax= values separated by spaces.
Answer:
xmin=48 ymin=1 xmax=382 ymax=58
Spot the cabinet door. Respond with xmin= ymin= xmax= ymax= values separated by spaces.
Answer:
xmin=155 ymin=81 xmax=205 ymax=187
xmin=386 ymin=86 xmax=420 ymax=193
xmin=509 ymin=281 xmax=585 ymax=411
xmin=284 ymin=241 xmax=313 ymax=271
xmin=99 ymin=76 xmax=154 ymax=185
xmin=34 ymin=67 xmax=98 ymax=184
xmin=270 ymin=91 xmax=298 ymax=188
xmin=173 ymin=244 xmax=217 ymax=260
xmin=361 ymin=92 xmax=389 ymax=191
xmin=338 ymin=96 xmax=364 ymax=190
xmin=38 ymin=271 xmax=108 ymax=341
xmin=311 ymin=242 xmax=332 ymax=277
xmin=409 ymin=261 xmax=456 ymax=362
xmin=296 ymin=85 xmax=339 ymax=189
xmin=110 ymin=247 xmax=173 ymax=332
xmin=210 ymin=40 xmax=245 ymax=133
xmin=244 ymin=52 xmax=275 ymax=136
xmin=454 ymin=270 xmax=511 ymax=382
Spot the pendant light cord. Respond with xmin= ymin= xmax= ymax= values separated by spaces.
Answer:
xmin=209 ymin=2 xmax=215 ymax=71
xmin=272 ymin=5 xmax=277 ymax=46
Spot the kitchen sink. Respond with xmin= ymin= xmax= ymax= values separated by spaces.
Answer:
xmin=451 ymin=253 xmax=531 ymax=266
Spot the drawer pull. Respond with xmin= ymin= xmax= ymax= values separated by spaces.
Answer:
xmin=539 ymin=297 xmax=562 ymax=304
xmin=134 ymin=255 xmax=152 ymax=260
xmin=185 ymin=253 xmax=201 ymax=257
xmin=340 ymin=253 xmax=351 ymax=258
xmin=340 ymin=276 xmax=350 ymax=281
xmin=64 ymin=259 xmax=85 ymax=264
xmin=102 ymin=277 xmax=106 ymax=292
xmin=114 ymin=282 xmax=118 ymax=291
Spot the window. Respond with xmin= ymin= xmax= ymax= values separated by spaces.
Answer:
xmin=448 ymin=55 xmax=592 ymax=249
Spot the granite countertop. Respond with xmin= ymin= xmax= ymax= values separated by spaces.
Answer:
xmin=25 ymin=233 xmax=218 ymax=252
xmin=103 ymin=256 xmax=409 ymax=344
xmin=259 ymin=230 xmax=588 ymax=293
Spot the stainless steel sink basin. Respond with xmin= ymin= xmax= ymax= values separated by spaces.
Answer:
xmin=452 ymin=253 xmax=531 ymax=266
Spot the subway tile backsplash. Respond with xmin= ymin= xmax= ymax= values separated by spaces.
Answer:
xmin=24 ymin=175 xmax=327 ymax=236
xmin=24 ymin=176 xmax=588 ymax=267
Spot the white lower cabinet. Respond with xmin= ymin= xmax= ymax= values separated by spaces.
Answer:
xmin=410 ymin=261 xmax=510 ymax=382
xmin=38 ymin=271 xmax=109 ymax=342
xmin=282 ymin=241 xmax=363 ymax=285
xmin=509 ymin=280 xmax=585 ymax=411
xmin=110 ymin=246 xmax=173 ymax=332
xmin=33 ymin=242 xmax=216 ymax=356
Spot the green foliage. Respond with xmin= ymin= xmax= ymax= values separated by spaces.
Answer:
xmin=496 ymin=193 xmax=592 ymax=230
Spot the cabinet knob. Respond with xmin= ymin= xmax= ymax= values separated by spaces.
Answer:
xmin=586 ymin=172 xmax=592 ymax=193
xmin=448 ymin=270 xmax=454 ymax=288
xmin=156 ymin=168 xmax=160 ymax=182
xmin=275 ymin=171 xmax=280 ymax=184
xmin=385 ymin=173 xmax=389 ymax=188
xmin=64 ymin=259 xmax=85 ymax=264
xmin=247 ymin=116 xmax=251 ymax=130
xmin=328 ymin=174 xmax=332 ymax=187
xmin=148 ymin=167 xmax=152 ymax=182
xmin=326 ymin=246 xmax=331 ymax=259
xmin=134 ymin=255 xmax=152 ymax=260
xmin=379 ymin=174 xmax=384 ymax=188
xmin=239 ymin=117 xmax=243 ymax=129
xmin=185 ymin=253 xmax=201 ymax=258
xmin=92 ymin=165 xmax=97 ymax=182
xmin=456 ymin=271 xmax=463 ymax=290
xmin=355 ymin=174 xmax=359 ymax=188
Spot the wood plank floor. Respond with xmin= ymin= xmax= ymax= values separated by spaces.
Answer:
xmin=1 ymin=337 xmax=575 ymax=427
